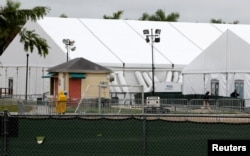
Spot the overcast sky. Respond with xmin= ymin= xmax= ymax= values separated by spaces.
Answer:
xmin=1 ymin=0 xmax=250 ymax=24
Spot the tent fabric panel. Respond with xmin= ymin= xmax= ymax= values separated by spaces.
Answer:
xmin=226 ymin=31 xmax=250 ymax=71
xmin=125 ymin=20 xmax=203 ymax=65
xmin=79 ymin=19 xmax=169 ymax=64
xmin=204 ymin=74 xmax=227 ymax=97
xmin=182 ymin=30 xmax=250 ymax=74
xmin=182 ymin=74 xmax=205 ymax=95
xmin=183 ymin=73 xmax=250 ymax=99
xmin=182 ymin=30 xmax=228 ymax=73
xmin=169 ymin=22 xmax=222 ymax=50
xmin=227 ymin=73 xmax=250 ymax=99
xmin=38 ymin=18 xmax=122 ymax=64
xmin=214 ymin=24 xmax=250 ymax=44
xmin=232 ymin=73 xmax=250 ymax=100
xmin=0 ymin=21 xmax=67 ymax=67
xmin=0 ymin=67 xmax=50 ymax=95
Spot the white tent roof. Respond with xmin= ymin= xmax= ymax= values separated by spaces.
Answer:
xmin=36 ymin=18 xmax=207 ymax=66
xmin=2 ymin=17 xmax=250 ymax=68
xmin=182 ymin=30 xmax=250 ymax=73
xmin=0 ymin=19 xmax=65 ymax=67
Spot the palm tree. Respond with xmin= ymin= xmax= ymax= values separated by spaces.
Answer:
xmin=210 ymin=19 xmax=226 ymax=24
xmin=60 ymin=14 xmax=68 ymax=18
xmin=0 ymin=0 xmax=50 ymax=56
xmin=19 ymin=28 xmax=49 ymax=57
xmin=230 ymin=20 xmax=239 ymax=24
xmin=139 ymin=9 xmax=179 ymax=22
xmin=103 ymin=10 xmax=124 ymax=19
xmin=140 ymin=13 xmax=150 ymax=21
xmin=210 ymin=18 xmax=239 ymax=24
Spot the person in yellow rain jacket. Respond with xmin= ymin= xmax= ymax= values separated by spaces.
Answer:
xmin=55 ymin=91 xmax=67 ymax=114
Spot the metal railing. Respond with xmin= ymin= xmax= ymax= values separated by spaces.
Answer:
xmin=0 ymin=95 xmax=249 ymax=115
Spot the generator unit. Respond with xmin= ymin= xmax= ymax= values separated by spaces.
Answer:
xmin=146 ymin=96 xmax=160 ymax=107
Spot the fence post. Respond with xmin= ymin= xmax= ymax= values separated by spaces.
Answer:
xmin=98 ymin=85 xmax=101 ymax=114
xmin=142 ymin=116 xmax=147 ymax=156
xmin=2 ymin=110 xmax=9 ymax=156
xmin=18 ymin=101 xmax=24 ymax=115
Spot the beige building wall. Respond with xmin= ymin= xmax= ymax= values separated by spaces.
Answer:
xmin=56 ymin=72 xmax=110 ymax=99
xmin=81 ymin=73 xmax=110 ymax=98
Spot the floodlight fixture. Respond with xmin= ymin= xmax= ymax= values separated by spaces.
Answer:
xmin=155 ymin=29 xmax=161 ymax=35
xmin=69 ymin=40 xmax=75 ymax=46
xmin=71 ymin=46 xmax=76 ymax=51
xmin=154 ymin=37 xmax=160 ymax=43
xmin=143 ymin=29 xmax=149 ymax=35
xmin=62 ymin=38 xmax=76 ymax=62
xmin=62 ymin=39 xmax=68 ymax=44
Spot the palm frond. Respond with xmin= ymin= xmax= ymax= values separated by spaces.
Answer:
xmin=19 ymin=28 xmax=50 ymax=57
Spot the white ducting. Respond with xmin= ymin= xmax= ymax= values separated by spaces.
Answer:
xmin=165 ymin=71 xmax=172 ymax=82
xmin=135 ymin=71 xmax=151 ymax=92
xmin=173 ymin=71 xmax=179 ymax=82
xmin=178 ymin=74 xmax=183 ymax=83
xmin=142 ymin=72 xmax=152 ymax=87
xmin=117 ymin=72 xmax=129 ymax=92
xmin=148 ymin=72 xmax=160 ymax=82
xmin=111 ymin=73 xmax=122 ymax=92
xmin=109 ymin=73 xmax=115 ymax=92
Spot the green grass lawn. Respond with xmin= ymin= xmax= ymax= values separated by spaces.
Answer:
xmin=0 ymin=104 xmax=33 ymax=112
xmin=0 ymin=98 xmax=43 ymax=113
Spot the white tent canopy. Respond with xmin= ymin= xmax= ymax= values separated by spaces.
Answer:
xmin=2 ymin=17 xmax=250 ymax=95
xmin=3 ymin=17 xmax=250 ymax=67
xmin=182 ymin=30 xmax=250 ymax=99
xmin=32 ymin=17 xmax=229 ymax=66
xmin=182 ymin=30 xmax=250 ymax=73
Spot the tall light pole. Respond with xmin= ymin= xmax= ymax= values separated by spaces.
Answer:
xmin=143 ymin=29 xmax=161 ymax=96
xmin=62 ymin=39 xmax=76 ymax=62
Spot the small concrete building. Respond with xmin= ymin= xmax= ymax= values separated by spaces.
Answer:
xmin=45 ymin=57 xmax=112 ymax=101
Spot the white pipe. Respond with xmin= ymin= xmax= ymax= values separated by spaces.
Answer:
xmin=148 ymin=72 xmax=160 ymax=82
xmin=165 ymin=71 xmax=172 ymax=82
xmin=111 ymin=73 xmax=122 ymax=92
xmin=109 ymin=73 xmax=115 ymax=92
xmin=135 ymin=71 xmax=151 ymax=92
xmin=173 ymin=71 xmax=179 ymax=82
xmin=142 ymin=72 xmax=152 ymax=87
xmin=117 ymin=72 xmax=129 ymax=92
xmin=178 ymin=74 xmax=183 ymax=83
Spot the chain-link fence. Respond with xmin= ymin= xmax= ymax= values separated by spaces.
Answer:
xmin=1 ymin=111 xmax=250 ymax=156
xmin=0 ymin=96 xmax=249 ymax=115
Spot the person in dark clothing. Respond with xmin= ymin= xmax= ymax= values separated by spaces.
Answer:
xmin=230 ymin=90 xmax=239 ymax=98
xmin=203 ymin=91 xmax=210 ymax=105
xmin=201 ymin=91 xmax=212 ymax=113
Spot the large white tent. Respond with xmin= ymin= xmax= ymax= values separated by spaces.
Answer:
xmin=1 ymin=17 xmax=250 ymax=96
xmin=182 ymin=30 xmax=250 ymax=99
